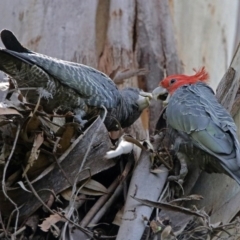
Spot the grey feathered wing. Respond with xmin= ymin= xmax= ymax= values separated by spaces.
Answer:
xmin=166 ymin=82 xmax=240 ymax=184
xmin=0 ymin=29 xmax=120 ymax=109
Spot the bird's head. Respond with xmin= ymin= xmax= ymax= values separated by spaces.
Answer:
xmin=152 ymin=67 xmax=209 ymax=103
xmin=111 ymin=88 xmax=152 ymax=130
xmin=137 ymin=91 xmax=153 ymax=110
xmin=119 ymin=88 xmax=152 ymax=111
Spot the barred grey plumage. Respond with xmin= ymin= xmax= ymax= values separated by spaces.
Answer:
xmin=0 ymin=29 xmax=151 ymax=131
xmin=153 ymin=81 xmax=240 ymax=185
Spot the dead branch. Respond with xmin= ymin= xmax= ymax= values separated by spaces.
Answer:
xmin=216 ymin=43 xmax=240 ymax=111
xmin=116 ymin=135 xmax=169 ymax=240
xmin=113 ymin=68 xmax=148 ymax=84
xmin=1 ymin=122 xmax=21 ymax=235
xmin=136 ymin=0 xmax=183 ymax=133
xmin=89 ymin=183 xmax=123 ymax=226
xmin=80 ymin=176 xmax=120 ymax=228
xmin=0 ymin=211 xmax=8 ymax=238
xmin=24 ymin=172 xmax=93 ymax=238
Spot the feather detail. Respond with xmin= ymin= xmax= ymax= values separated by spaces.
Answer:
xmin=160 ymin=67 xmax=210 ymax=94
xmin=192 ymin=67 xmax=209 ymax=82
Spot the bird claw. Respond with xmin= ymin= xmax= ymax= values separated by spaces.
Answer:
xmin=177 ymin=152 xmax=189 ymax=180
xmin=168 ymin=152 xmax=188 ymax=184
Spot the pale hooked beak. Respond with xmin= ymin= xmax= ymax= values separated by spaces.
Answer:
xmin=139 ymin=91 xmax=153 ymax=99
xmin=152 ymin=86 xmax=170 ymax=105
xmin=136 ymin=91 xmax=153 ymax=111
xmin=136 ymin=95 xmax=151 ymax=110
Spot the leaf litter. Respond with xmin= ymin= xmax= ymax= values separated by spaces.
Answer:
xmin=0 ymin=69 xmax=240 ymax=240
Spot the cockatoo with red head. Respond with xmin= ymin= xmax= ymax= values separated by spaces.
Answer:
xmin=153 ymin=67 xmax=240 ymax=184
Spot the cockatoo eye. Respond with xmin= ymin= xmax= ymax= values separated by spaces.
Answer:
xmin=170 ymin=79 xmax=176 ymax=85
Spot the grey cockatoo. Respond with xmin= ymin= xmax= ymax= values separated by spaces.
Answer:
xmin=0 ymin=29 xmax=151 ymax=131
xmin=152 ymin=67 xmax=240 ymax=184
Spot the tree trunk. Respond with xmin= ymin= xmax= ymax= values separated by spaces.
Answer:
xmin=169 ymin=0 xmax=239 ymax=90
xmin=0 ymin=0 xmax=239 ymax=239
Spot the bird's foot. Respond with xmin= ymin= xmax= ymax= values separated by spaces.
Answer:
xmin=168 ymin=175 xmax=184 ymax=185
xmin=168 ymin=152 xmax=188 ymax=184
xmin=177 ymin=152 xmax=188 ymax=180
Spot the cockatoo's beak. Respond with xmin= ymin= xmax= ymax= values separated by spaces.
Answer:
xmin=139 ymin=91 xmax=153 ymax=99
xmin=152 ymin=86 xmax=170 ymax=105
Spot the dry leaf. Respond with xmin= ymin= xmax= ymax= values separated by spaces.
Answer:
xmin=39 ymin=116 xmax=62 ymax=134
xmin=3 ymin=98 xmax=26 ymax=112
xmin=161 ymin=225 xmax=172 ymax=239
xmin=52 ymin=116 xmax=65 ymax=128
xmin=79 ymin=187 xmax=107 ymax=196
xmin=56 ymin=123 xmax=79 ymax=153
xmin=25 ymin=153 xmax=52 ymax=180
xmin=82 ymin=179 xmax=108 ymax=194
xmin=61 ymin=188 xmax=77 ymax=201
xmin=150 ymin=220 xmax=162 ymax=233
xmin=22 ymin=113 xmax=41 ymax=143
xmin=170 ymin=194 xmax=203 ymax=203
xmin=0 ymin=107 xmax=22 ymax=116
xmin=150 ymin=167 xmax=169 ymax=173
xmin=23 ymin=132 xmax=44 ymax=176
xmin=112 ymin=206 xmax=124 ymax=226
xmin=17 ymin=181 xmax=31 ymax=193
xmin=132 ymin=196 xmax=205 ymax=218
xmin=61 ymin=179 xmax=108 ymax=200
xmin=0 ymin=143 xmax=10 ymax=163
xmin=39 ymin=213 xmax=64 ymax=232
xmin=25 ymin=113 xmax=41 ymax=133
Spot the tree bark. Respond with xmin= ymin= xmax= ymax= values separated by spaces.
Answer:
xmin=136 ymin=0 xmax=182 ymax=133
